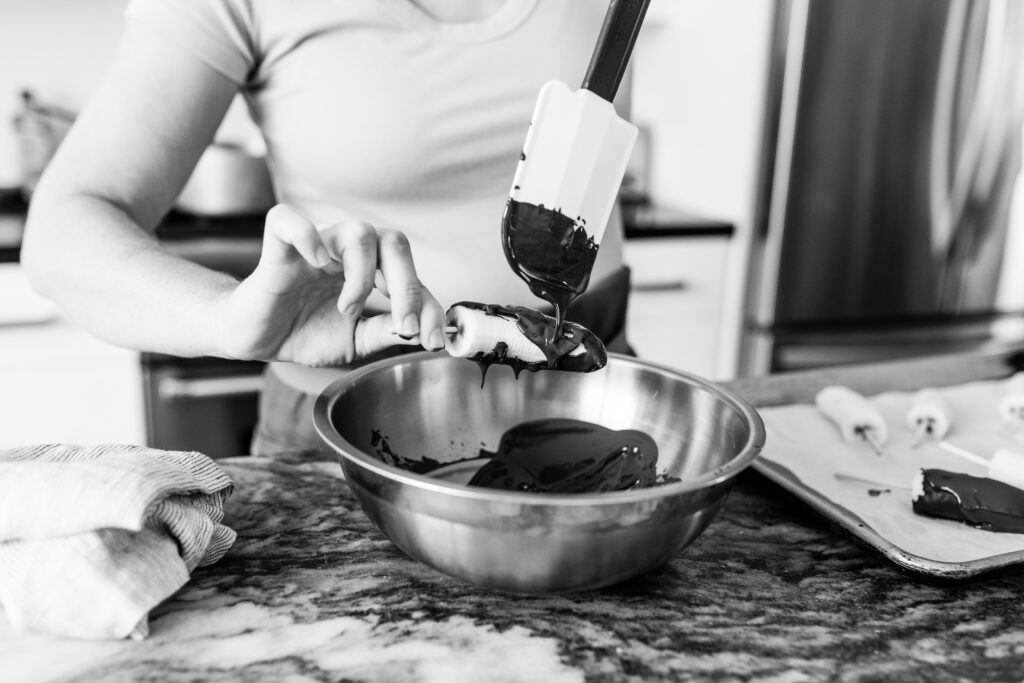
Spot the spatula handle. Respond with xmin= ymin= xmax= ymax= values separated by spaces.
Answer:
xmin=581 ymin=0 xmax=651 ymax=102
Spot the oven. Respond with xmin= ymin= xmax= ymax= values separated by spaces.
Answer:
xmin=143 ymin=212 xmax=265 ymax=458
xmin=142 ymin=352 xmax=265 ymax=458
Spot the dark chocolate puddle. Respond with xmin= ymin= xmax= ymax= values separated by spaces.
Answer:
xmin=370 ymin=429 xmax=456 ymax=475
xmin=467 ymin=418 xmax=677 ymax=493
xmin=370 ymin=419 xmax=677 ymax=494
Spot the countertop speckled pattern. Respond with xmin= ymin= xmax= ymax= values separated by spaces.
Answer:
xmin=5 ymin=350 xmax=1024 ymax=682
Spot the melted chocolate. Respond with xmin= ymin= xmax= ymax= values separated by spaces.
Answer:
xmin=369 ymin=419 xmax=675 ymax=494
xmin=370 ymin=429 xmax=454 ymax=474
xmin=451 ymin=301 xmax=606 ymax=382
xmin=501 ymin=199 xmax=598 ymax=338
xmin=913 ymin=468 xmax=1024 ymax=533
xmin=467 ymin=418 xmax=674 ymax=493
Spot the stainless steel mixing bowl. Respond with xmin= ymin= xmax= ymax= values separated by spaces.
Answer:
xmin=313 ymin=352 xmax=765 ymax=593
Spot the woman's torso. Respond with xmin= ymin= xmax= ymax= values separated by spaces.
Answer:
xmin=128 ymin=0 xmax=627 ymax=394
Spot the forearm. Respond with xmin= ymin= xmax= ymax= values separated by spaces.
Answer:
xmin=21 ymin=193 xmax=238 ymax=359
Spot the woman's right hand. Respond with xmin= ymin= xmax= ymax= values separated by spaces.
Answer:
xmin=217 ymin=204 xmax=446 ymax=366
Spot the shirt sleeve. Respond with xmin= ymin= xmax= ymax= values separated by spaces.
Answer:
xmin=124 ymin=0 xmax=257 ymax=86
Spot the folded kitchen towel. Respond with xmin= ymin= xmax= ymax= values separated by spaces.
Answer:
xmin=0 ymin=443 xmax=236 ymax=640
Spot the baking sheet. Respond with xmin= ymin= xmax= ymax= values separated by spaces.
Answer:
xmin=753 ymin=376 xmax=1024 ymax=579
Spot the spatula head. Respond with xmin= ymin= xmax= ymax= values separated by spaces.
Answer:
xmin=508 ymin=80 xmax=639 ymax=247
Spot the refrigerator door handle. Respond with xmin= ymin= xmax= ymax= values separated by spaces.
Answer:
xmin=932 ymin=0 xmax=1019 ymax=308
xmin=157 ymin=374 xmax=265 ymax=400
xmin=929 ymin=0 xmax=998 ymax=260
xmin=927 ymin=0 xmax=966 ymax=263
xmin=968 ymin=1 xmax=1024 ymax=206
xmin=631 ymin=279 xmax=688 ymax=293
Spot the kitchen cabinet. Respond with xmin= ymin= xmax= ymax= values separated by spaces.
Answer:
xmin=623 ymin=234 xmax=730 ymax=379
xmin=0 ymin=264 xmax=145 ymax=449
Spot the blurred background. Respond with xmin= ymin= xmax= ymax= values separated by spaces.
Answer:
xmin=1 ymin=0 xmax=1022 ymax=456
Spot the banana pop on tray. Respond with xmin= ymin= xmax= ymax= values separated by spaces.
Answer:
xmin=443 ymin=301 xmax=607 ymax=378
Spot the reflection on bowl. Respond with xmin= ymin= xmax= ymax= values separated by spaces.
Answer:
xmin=313 ymin=352 xmax=765 ymax=594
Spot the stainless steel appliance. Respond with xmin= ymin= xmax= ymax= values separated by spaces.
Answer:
xmin=741 ymin=0 xmax=1024 ymax=374
xmin=142 ymin=352 xmax=265 ymax=458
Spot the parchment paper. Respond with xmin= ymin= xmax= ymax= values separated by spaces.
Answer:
xmin=758 ymin=377 xmax=1024 ymax=565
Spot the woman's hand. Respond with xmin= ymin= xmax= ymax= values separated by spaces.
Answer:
xmin=218 ymin=204 xmax=446 ymax=366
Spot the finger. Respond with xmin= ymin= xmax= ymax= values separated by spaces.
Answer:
xmin=416 ymin=290 xmax=447 ymax=351
xmin=319 ymin=225 xmax=346 ymax=275
xmin=320 ymin=221 xmax=378 ymax=319
xmin=374 ymin=269 xmax=389 ymax=298
xmin=353 ymin=313 xmax=420 ymax=359
xmin=261 ymin=204 xmax=331 ymax=268
xmin=376 ymin=229 xmax=425 ymax=340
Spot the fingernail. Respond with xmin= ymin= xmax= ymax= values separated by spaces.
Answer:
xmin=314 ymin=246 xmax=330 ymax=267
xmin=428 ymin=328 xmax=445 ymax=351
xmin=342 ymin=302 xmax=361 ymax=317
xmin=401 ymin=313 xmax=419 ymax=338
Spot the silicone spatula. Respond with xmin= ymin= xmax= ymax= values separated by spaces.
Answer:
xmin=502 ymin=0 xmax=650 ymax=323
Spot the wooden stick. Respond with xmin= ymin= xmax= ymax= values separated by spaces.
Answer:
xmin=854 ymin=427 xmax=884 ymax=455
xmin=910 ymin=421 xmax=931 ymax=448
xmin=833 ymin=471 xmax=908 ymax=490
xmin=391 ymin=326 xmax=459 ymax=336
xmin=938 ymin=440 xmax=989 ymax=468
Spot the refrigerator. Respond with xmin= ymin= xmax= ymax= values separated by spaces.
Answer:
xmin=740 ymin=0 xmax=1024 ymax=375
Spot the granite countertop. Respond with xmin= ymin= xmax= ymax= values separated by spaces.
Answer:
xmin=5 ymin=351 xmax=1024 ymax=681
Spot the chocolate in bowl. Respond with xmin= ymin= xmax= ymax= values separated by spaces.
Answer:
xmin=313 ymin=352 xmax=765 ymax=594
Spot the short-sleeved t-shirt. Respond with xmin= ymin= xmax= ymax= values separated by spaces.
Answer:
xmin=125 ymin=0 xmax=627 ymax=390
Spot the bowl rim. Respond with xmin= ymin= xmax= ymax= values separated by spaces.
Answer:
xmin=313 ymin=351 xmax=766 ymax=506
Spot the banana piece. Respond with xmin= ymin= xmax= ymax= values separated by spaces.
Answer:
xmin=998 ymin=372 xmax=1024 ymax=424
xmin=906 ymin=387 xmax=953 ymax=445
xmin=814 ymin=385 xmax=888 ymax=454
xmin=938 ymin=441 xmax=1024 ymax=491
xmin=989 ymin=449 xmax=1024 ymax=491
xmin=837 ymin=467 xmax=1024 ymax=532
xmin=444 ymin=302 xmax=607 ymax=375
xmin=447 ymin=304 xmax=547 ymax=364
xmin=911 ymin=468 xmax=1024 ymax=533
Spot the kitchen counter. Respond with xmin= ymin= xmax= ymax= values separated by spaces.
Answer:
xmin=0 ymin=191 xmax=265 ymax=265
xmin=621 ymin=203 xmax=733 ymax=240
xmin=0 ymin=195 xmax=727 ymax=265
xmin=5 ymin=350 xmax=1024 ymax=681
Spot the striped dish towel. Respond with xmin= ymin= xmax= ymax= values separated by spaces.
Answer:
xmin=0 ymin=444 xmax=236 ymax=640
